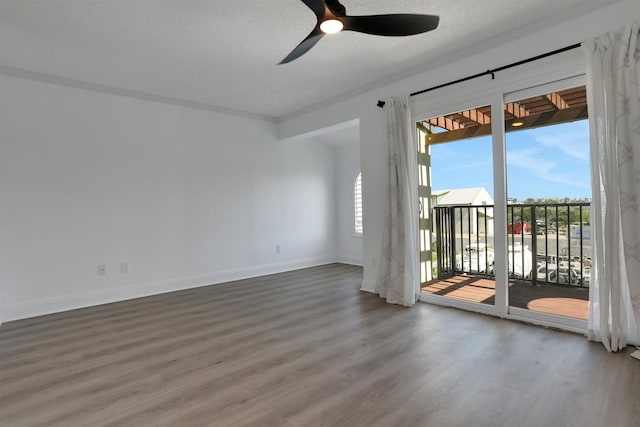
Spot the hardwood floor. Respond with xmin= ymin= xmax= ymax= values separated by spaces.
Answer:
xmin=0 ymin=263 xmax=638 ymax=426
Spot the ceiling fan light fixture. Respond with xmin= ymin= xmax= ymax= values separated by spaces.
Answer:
xmin=279 ymin=0 xmax=439 ymax=64
xmin=320 ymin=19 xmax=344 ymax=34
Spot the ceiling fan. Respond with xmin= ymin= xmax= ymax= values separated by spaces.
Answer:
xmin=279 ymin=0 xmax=439 ymax=64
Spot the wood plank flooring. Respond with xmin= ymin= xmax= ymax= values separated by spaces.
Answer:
xmin=422 ymin=274 xmax=589 ymax=320
xmin=0 ymin=263 xmax=638 ymax=427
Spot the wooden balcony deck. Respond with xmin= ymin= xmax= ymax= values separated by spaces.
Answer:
xmin=421 ymin=274 xmax=588 ymax=320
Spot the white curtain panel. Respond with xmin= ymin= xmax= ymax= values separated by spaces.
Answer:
xmin=375 ymin=96 xmax=420 ymax=306
xmin=584 ymin=23 xmax=640 ymax=351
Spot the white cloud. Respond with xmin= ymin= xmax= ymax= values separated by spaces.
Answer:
xmin=507 ymin=148 xmax=590 ymax=189
xmin=533 ymin=122 xmax=589 ymax=161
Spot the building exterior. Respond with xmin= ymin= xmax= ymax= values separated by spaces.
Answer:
xmin=432 ymin=187 xmax=495 ymax=236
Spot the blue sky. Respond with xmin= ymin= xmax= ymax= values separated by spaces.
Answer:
xmin=429 ymin=120 xmax=591 ymax=200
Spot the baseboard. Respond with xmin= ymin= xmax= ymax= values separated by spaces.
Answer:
xmin=335 ymin=256 xmax=363 ymax=266
xmin=360 ymin=278 xmax=376 ymax=293
xmin=1 ymin=256 xmax=337 ymax=322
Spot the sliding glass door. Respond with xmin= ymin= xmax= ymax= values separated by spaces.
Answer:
xmin=504 ymin=81 xmax=590 ymax=323
xmin=417 ymin=75 xmax=590 ymax=330
xmin=418 ymin=104 xmax=496 ymax=308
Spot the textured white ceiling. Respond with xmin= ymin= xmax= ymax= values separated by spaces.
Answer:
xmin=0 ymin=0 xmax=614 ymax=119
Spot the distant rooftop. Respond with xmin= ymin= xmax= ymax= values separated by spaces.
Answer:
xmin=435 ymin=187 xmax=494 ymax=206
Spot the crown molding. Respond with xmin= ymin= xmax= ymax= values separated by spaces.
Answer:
xmin=0 ymin=65 xmax=277 ymax=123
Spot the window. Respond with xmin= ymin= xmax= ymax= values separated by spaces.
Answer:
xmin=354 ymin=172 xmax=363 ymax=235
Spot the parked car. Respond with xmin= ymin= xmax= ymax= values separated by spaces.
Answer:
xmin=535 ymin=265 xmax=581 ymax=285
xmin=557 ymin=267 xmax=581 ymax=285
xmin=536 ymin=265 xmax=557 ymax=282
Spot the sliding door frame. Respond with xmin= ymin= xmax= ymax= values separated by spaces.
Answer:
xmin=413 ymin=50 xmax=589 ymax=333
xmin=503 ymin=74 xmax=588 ymax=332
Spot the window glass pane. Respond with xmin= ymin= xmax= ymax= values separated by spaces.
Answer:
xmin=418 ymin=105 xmax=495 ymax=307
xmin=504 ymin=85 xmax=590 ymax=320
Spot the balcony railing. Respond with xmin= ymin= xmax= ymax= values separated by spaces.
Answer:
xmin=433 ymin=203 xmax=591 ymax=287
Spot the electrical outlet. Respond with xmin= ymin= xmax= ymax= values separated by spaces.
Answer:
xmin=120 ymin=262 xmax=129 ymax=273
xmin=97 ymin=264 xmax=107 ymax=276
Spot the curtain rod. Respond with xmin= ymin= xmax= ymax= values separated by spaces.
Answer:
xmin=376 ymin=43 xmax=582 ymax=108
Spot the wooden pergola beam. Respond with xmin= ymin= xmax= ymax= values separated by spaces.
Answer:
xmin=426 ymin=105 xmax=587 ymax=145
xmin=504 ymin=102 xmax=530 ymax=119
xmin=427 ymin=116 xmax=464 ymax=131
xmin=425 ymin=107 xmax=491 ymax=131
xmin=426 ymin=123 xmax=492 ymax=145
xmin=544 ymin=92 xmax=570 ymax=110
xmin=458 ymin=109 xmax=491 ymax=125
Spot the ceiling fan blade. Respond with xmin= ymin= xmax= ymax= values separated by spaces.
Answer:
xmin=300 ymin=0 xmax=326 ymax=20
xmin=279 ymin=28 xmax=324 ymax=64
xmin=342 ymin=14 xmax=439 ymax=36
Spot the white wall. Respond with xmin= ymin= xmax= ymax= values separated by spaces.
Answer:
xmin=0 ymin=74 xmax=337 ymax=322
xmin=334 ymin=143 xmax=363 ymax=266
xmin=278 ymin=0 xmax=640 ymax=293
